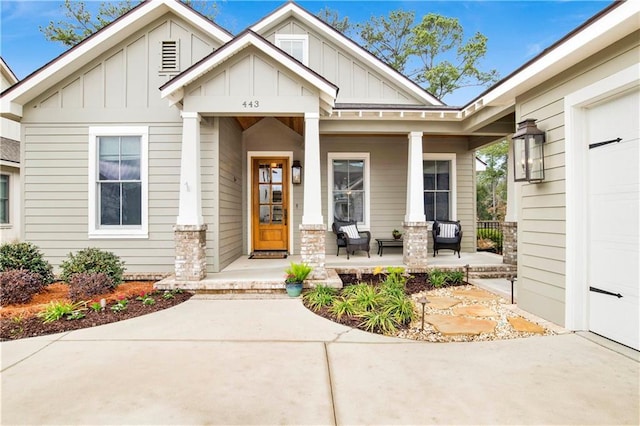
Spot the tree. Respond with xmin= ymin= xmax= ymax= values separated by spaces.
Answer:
xmin=316 ymin=7 xmax=351 ymax=35
xmin=476 ymin=140 xmax=508 ymax=221
xmin=357 ymin=9 xmax=498 ymax=100
xmin=41 ymin=0 xmax=218 ymax=47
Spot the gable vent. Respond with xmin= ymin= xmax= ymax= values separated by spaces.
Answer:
xmin=160 ymin=40 xmax=179 ymax=73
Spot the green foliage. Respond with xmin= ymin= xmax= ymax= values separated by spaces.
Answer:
xmin=0 ymin=270 xmax=46 ymax=306
xmin=316 ymin=6 xmax=351 ymax=34
xmin=477 ymin=140 xmax=509 ymax=221
xmin=359 ymin=310 xmax=397 ymax=334
xmin=477 ymin=228 xmax=503 ymax=246
xmin=329 ymin=297 xmax=357 ymax=320
xmin=383 ymin=294 xmax=415 ymax=325
xmin=303 ymin=285 xmax=336 ymax=311
xmin=0 ymin=241 xmax=55 ymax=284
xmin=89 ymin=301 xmax=103 ymax=313
xmin=350 ymin=284 xmax=382 ymax=313
xmin=67 ymin=272 xmax=114 ymax=302
xmin=446 ymin=270 xmax=465 ymax=284
xmin=41 ymin=0 xmax=219 ymax=47
xmin=284 ymin=262 xmax=313 ymax=283
xmin=137 ymin=293 xmax=156 ymax=306
xmin=162 ymin=291 xmax=175 ymax=300
xmin=357 ymin=9 xmax=498 ymax=100
xmin=429 ymin=269 xmax=447 ymax=288
xmin=60 ymin=248 xmax=125 ymax=287
xmin=38 ymin=301 xmax=87 ymax=323
xmin=111 ymin=298 xmax=128 ymax=313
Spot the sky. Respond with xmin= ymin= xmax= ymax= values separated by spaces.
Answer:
xmin=0 ymin=0 xmax=611 ymax=106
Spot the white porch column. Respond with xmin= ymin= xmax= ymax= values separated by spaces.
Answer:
xmin=505 ymin=137 xmax=519 ymax=222
xmin=300 ymin=112 xmax=326 ymax=280
xmin=174 ymin=111 xmax=207 ymax=282
xmin=177 ymin=112 xmax=204 ymax=226
xmin=405 ymin=131 xmax=425 ymax=222
xmin=403 ymin=131 xmax=429 ymax=268
xmin=302 ymin=112 xmax=323 ymax=225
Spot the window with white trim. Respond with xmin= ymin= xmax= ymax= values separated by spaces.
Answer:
xmin=423 ymin=153 xmax=457 ymax=221
xmin=0 ymin=174 xmax=9 ymax=224
xmin=89 ymin=127 xmax=148 ymax=238
xmin=328 ymin=153 xmax=370 ymax=228
xmin=275 ymin=34 xmax=309 ymax=66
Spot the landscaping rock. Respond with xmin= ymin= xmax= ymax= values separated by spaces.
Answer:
xmin=507 ymin=317 xmax=546 ymax=334
xmin=424 ymin=314 xmax=497 ymax=335
xmin=452 ymin=305 xmax=497 ymax=317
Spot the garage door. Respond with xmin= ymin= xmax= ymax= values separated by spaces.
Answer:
xmin=587 ymin=88 xmax=639 ymax=351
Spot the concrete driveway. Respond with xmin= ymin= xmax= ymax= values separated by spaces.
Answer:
xmin=2 ymin=296 xmax=638 ymax=425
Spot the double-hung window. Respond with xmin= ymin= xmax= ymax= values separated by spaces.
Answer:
xmin=328 ymin=153 xmax=370 ymax=228
xmin=89 ymin=126 xmax=148 ymax=238
xmin=0 ymin=174 xmax=9 ymax=224
xmin=275 ymin=34 xmax=309 ymax=66
xmin=423 ymin=153 xmax=457 ymax=221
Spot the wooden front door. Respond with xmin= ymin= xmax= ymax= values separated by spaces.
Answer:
xmin=252 ymin=158 xmax=289 ymax=251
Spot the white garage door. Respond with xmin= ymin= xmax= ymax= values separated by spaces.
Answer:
xmin=587 ymin=88 xmax=639 ymax=351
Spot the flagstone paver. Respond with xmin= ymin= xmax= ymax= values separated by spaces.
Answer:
xmin=508 ymin=317 xmax=546 ymax=334
xmin=425 ymin=314 xmax=497 ymax=335
xmin=424 ymin=296 xmax=461 ymax=310
xmin=452 ymin=305 xmax=497 ymax=317
xmin=452 ymin=288 xmax=501 ymax=300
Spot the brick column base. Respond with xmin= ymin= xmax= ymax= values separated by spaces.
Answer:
xmin=502 ymin=221 xmax=517 ymax=265
xmin=174 ymin=224 xmax=207 ymax=281
xmin=300 ymin=224 xmax=327 ymax=280
xmin=403 ymin=221 xmax=429 ymax=268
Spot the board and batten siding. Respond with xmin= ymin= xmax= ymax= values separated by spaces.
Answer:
xmin=515 ymin=31 xmax=640 ymax=325
xmin=261 ymin=18 xmax=425 ymax=106
xmin=21 ymin=123 xmax=182 ymax=273
xmin=320 ymin=136 xmax=475 ymax=255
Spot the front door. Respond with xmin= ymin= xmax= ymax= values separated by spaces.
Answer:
xmin=252 ymin=158 xmax=289 ymax=251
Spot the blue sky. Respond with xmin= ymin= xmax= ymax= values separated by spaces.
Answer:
xmin=1 ymin=0 xmax=610 ymax=105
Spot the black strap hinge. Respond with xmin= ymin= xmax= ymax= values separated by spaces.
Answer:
xmin=589 ymin=286 xmax=623 ymax=298
xmin=589 ymin=137 xmax=622 ymax=150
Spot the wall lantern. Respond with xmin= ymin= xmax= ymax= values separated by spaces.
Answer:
xmin=292 ymin=160 xmax=302 ymax=184
xmin=512 ymin=118 xmax=545 ymax=183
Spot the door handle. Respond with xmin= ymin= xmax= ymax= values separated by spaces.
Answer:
xmin=284 ymin=208 xmax=287 ymax=225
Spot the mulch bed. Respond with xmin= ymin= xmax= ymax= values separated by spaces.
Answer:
xmin=0 ymin=282 xmax=192 ymax=341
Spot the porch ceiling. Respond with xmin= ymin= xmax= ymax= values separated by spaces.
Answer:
xmin=235 ymin=116 xmax=303 ymax=135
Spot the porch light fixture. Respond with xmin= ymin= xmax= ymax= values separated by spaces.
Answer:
xmin=512 ymin=118 xmax=546 ymax=183
xmin=292 ymin=160 xmax=302 ymax=184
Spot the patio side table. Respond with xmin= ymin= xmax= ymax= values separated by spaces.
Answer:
xmin=375 ymin=238 xmax=404 ymax=256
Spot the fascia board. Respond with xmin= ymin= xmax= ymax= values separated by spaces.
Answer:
xmin=4 ymin=0 xmax=231 ymax=109
xmin=479 ymin=1 xmax=640 ymax=109
xmin=250 ymin=3 xmax=442 ymax=107
xmin=161 ymin=32 xmax=337 ymax=105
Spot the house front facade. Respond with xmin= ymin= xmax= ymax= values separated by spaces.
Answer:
xmin=1 ymin=57 xmax=20 ymax=243
xmin=1 ymin=0 xmax=638 ymax=349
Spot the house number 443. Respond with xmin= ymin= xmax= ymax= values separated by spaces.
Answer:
xmin=242 ymin=100 xmax=260 ymax=108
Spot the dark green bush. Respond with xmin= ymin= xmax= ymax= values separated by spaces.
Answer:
xmin=0 ymin=269 xmax=45 ymax=306
xmin=68 ymin=272 xmax=115 ymax=302
xmin=60 ymin=248 xmax=125 ymax=286
xmin=0 ymin=242 xmax=55 ymax=284
xmin=477 ymin=228 xmax=503 ymax=246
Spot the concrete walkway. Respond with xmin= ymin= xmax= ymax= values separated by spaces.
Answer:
xmin=2 ymin=296 xmax=638 ymax=425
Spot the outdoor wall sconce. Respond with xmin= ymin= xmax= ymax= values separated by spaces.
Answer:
xmin=292 ymin=160 xmax=302 ymax=184
xmin=512 ymin=118 xmax=546 ymax=183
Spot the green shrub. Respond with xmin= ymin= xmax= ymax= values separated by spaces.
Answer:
xmin=60 ymin=248 xmax=125 ymax=286
xmin=359 ymin=310 xmax=397 ymax=334
xmin=477 ymin=228 xmax=503 ymax=246
xmin=67 ymin=272 xmax=115 ymax=302
xmin=0 ymin=242 xmax=54 ymax=284
xmin=329 ymin=297 xmax=356 ymax=319
xmin=37 ymin=301 xmax=87 ymax=323
xmin=429 ymin=269 xmax=447 ymax=288
xmin=0 ymin=270 xmax=45 ymax=306
xmin=303 ymin=285 xmax=336 ymax=311
xmin=446 ymin=270 xmax=465 ymax=284
xmin=383 ymin=294 xmax=415 ymax=325
xmin=350 ymin=284 xmax=382 ymax=313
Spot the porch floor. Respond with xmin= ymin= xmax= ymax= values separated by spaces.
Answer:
xmin=156 ymin=251 xmax=515 ymax=292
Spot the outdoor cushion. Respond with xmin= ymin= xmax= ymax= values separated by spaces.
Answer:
xmin=340 ymin=224 xmax=360 ymax=239
xmin=439 ymin=223 xmax=457 ymax=238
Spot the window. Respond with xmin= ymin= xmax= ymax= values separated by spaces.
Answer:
xmin=275 ymin=34 xmax=309 ymax=66
xmin=160 ymin=40 xmax=179 ymax=74
xmin=423 ymin=154 xmax=457 ymax=221
xmin=328 ymin=153 xmax=370 ymax=228
xmin=0 ymin=174 xmax=8 ymax=224
xmin=89 ymin=127 xmax=148 ymax=238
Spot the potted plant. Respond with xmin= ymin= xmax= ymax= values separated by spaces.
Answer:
xmin=284 ymin=262 xmax=313 ymax=297
xmin=392 ymin=229 xmax=402 ymax=240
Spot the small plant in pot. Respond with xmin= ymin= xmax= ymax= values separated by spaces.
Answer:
xmin=392 ymin=229 xmax=402 ymax=240
xmin=284 ymin=262 xmax=313 ymax=297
